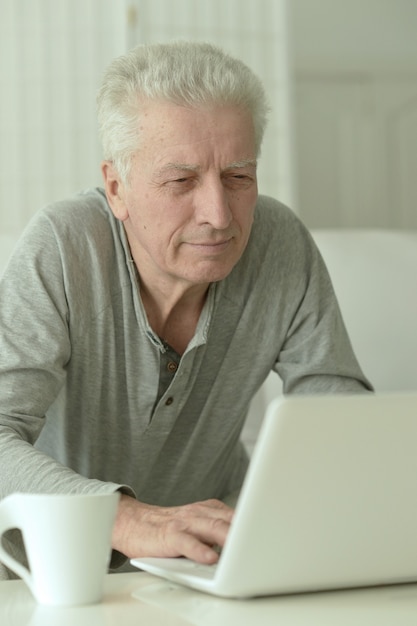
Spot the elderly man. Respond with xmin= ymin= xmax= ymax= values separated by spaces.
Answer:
xmin=0 ymin=41 xmax=371 ymax=577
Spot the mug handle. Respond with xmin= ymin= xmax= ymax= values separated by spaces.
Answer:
xmin=0 ymin=495 xmax=33 ymax=588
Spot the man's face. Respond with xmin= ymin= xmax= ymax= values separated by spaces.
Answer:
xmin=104 ymin=101 xmax=258 ymax=291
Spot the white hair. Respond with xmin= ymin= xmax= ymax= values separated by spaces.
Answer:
xmin=97 ymin=41 xmax=269 ymax=182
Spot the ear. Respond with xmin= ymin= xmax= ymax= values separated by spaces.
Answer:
xmin=101 ymin=161 xmax=129 ymax=221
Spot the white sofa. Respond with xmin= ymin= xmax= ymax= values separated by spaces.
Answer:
xmin=243 ymin=229 xmax=417 ymax=453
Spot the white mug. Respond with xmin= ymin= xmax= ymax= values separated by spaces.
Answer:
xmin=0 ymin=492 xmax=120 ymax=606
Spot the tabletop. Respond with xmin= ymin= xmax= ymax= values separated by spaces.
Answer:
xmin=3 ymin=571 xmax=417 ymax=625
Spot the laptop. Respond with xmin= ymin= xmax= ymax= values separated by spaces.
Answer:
xmin=131 ymin=392 xmax=417 ymax=598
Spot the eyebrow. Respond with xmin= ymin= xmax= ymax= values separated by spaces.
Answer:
xmin=224 ymin=159 xmax=258 ymax=171
xmin=155 ymin=159 xmax=257 ymax=177
xmin=156 ymin=163 xmax=200 ymax=176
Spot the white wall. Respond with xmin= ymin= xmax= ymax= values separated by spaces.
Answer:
xmin=290 ymin=0 xmax=417 ymax=73
xmin=0 ymin=0 xmax=128 ymax=239
xmin=288 ymin=0 xmax=417 ymax=229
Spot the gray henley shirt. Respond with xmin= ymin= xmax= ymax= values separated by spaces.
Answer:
xmin=0 ymin=189 xmax=371 ymax=574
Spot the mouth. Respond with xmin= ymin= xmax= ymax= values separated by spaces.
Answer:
xmin=186 ymin=239 xmax=233 ymax=253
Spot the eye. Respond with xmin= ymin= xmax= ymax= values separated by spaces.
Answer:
xmin=224 ymin=172 xmax=255 ymax=189
xmin=163 ymin=175 xmax=197 ymax=194
xmin=163 ymin=175 xmax=192 ymax=186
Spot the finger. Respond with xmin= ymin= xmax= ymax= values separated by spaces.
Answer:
xmin=164 ymin=527 xmax=223 ymax=564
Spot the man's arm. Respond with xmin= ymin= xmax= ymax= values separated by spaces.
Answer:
xmin=0 ymin=209 xmax=235 ymax=569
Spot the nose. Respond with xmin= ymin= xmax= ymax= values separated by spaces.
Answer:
xmin=194 ymin=176 xmax=233 ymax=230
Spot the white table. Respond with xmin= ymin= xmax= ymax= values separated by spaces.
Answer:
xmin=3 ymin=572 xmax=417 ymax=625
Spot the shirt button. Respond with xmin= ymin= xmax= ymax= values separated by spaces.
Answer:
xmin=167 ymin=361 xmax=178 ymax=373
xmin=165 ymin=397 xmax=174 ymax=406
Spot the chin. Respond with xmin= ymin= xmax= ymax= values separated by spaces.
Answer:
xmin=175 ymin=245 xmax=246 ymax=285
xmin=184 ymin=262 xmax=238 ymax=285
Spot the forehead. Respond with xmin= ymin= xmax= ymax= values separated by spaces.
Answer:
xmin=136 ymin=100 xmax=256 ymax=168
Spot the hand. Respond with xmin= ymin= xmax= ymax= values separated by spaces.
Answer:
xmin=112 ymin=494 xmax=234 ymax=564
